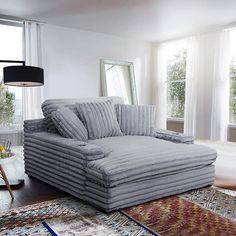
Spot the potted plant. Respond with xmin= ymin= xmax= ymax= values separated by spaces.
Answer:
xmin=0 ymin=139 xmax=12 ymax=159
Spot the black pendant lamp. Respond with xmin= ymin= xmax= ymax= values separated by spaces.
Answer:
xmin=2 ymin=60 xmax=44 ymax=87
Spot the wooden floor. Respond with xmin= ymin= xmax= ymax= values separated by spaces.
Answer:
xmin=0 ymin=147 xmax=67 ymax=211
xmin=196 ymin=141 xmax=236 ymax=191
xmin=0 ymin=143 xmax=236 ymax=212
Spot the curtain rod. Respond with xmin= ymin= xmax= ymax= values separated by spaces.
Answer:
xmin=154 ymin=20 xmax=236 ymax=45
xmin=0 ymin=19 xmax=22 ymax=27
xmin=0 ymin=14 xmax=45 ymax=24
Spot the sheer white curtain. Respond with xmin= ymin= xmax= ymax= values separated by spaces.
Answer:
xmin=154 ymin=44 xmax=167 ymax=129
xmin=184 ymin=30 xmax=230 ymax=141
xmin=22 ymin=21 xmax=44 ymax=120
xmin=210 ymin=31 xmax=230 ymax=141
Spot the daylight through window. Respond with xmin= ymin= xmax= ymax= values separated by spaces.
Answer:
xmin=230 ymin=29 xmax=236 ymax=123
xmin=0 ymin=24 xmax=23 ymax=127
xmin=166 ymin=41 xmax=187 ymax=119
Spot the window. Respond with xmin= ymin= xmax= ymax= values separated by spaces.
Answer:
xmin=166 ymin=41 xmax=187 ymax=119
xmin=0 ymin=23 xmax=23 ymax=127
xmin=230 ymin=29 xmax=236 ymax=123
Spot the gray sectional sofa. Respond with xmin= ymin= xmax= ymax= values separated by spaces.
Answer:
xmin=24 ymin=96 xmax=217 ymax=212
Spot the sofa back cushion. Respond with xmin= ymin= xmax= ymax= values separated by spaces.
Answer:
xmin=115 ymin=104 xmax=156 ymax=136
xmin=42 ymin=96 xmax=123 ymax=133
xmin=51 ymin=106 xmax=88 ymax=141
xmin=76 ymin=100 xmax=123 ymax=140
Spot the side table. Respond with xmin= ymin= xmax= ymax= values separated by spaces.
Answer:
xmin=0 ymin=164 xmax=14 ymax=199
xmin=0 ymin=152 xmax=24 ymax=199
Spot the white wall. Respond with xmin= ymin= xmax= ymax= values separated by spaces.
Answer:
xmin=43 ymin=24 xmax=152 ymax=104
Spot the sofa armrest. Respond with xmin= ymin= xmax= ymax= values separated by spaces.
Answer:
xmin=24 ymin=132 xmax=111 ymax=161
xmin=24 ymin=119 xmax=47 ymax=133
xmin=154 ymin=128 xmax=194 ymax=144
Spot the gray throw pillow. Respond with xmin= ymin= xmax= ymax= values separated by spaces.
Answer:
xmin=41 ymin=97 xmax=123 ymax=133
xmin=76 ymin=100 xmax=122 ymax=140
xmin=115 ymin=104 xmax=156 ymax=136
xmin=51 ymin=106 xmax=88 ymax=142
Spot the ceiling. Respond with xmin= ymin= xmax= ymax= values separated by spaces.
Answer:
xmin=1 ymin=0 xmax=236 ymax=42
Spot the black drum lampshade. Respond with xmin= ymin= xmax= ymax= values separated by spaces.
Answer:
xmin=3 ymin=65 xmax=44 ymax=87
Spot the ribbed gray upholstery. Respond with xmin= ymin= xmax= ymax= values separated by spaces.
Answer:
xmin=115 ymin=104 xmax=156 ymax=136
xmin=42 ymin=96 xmax=123 ymax=133
xmin=76 ymin=100 xmax=122 ymax=140
xmin=154 ymin=128 xmax=194 ymax=143
xmin=85 ymin=166 xmax=214 ymax=199
xmin=83 ymin=165 xmax=214 ymax=210
xmin=24 ymin=119 xmax=47 ymax=133
xmin=51 ymin=106 xmax=88 ymax=141
xmin=24 ymin=131 xmax=112 ymax=200
xmin=24 ymin=120 xmax=217 ymax=212
xmin=86 ymin=136 xmax=216 ymax=187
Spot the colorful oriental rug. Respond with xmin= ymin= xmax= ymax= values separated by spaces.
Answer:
xmin=0 ymin=187 xmax=235 ymax=236
xmin=0 ymin=197 xmax=151 ymax=236
xmin=122 ymin=187 xmax=236 ymax=236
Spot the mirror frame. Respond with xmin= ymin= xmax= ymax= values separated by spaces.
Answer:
xmin=100 ymin=59 xmax=138 ymax=105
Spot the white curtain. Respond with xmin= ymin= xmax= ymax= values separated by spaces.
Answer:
xmin=22 ymin=21 xmax=44 ymax=120
xmin=184 ymin=30 xmax=230 ymax=141
xmin=210 ymin=31 xmax=230 ymax=141
xmin=154 ymin=44 xmax=167 ymax=129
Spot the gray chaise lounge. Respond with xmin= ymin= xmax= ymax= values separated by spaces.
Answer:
xmin=24 ymin=97 xmax=217 ymax=212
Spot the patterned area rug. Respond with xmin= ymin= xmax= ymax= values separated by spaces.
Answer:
xmin=122 ymin=187 xmax=236 ymax=236
xmin=0 ymin=187 xmax=235 ymax=236
xmin=0 ymin=197 xmax=151 ymax=236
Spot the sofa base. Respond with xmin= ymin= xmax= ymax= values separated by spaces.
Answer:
xmin=25 ymin=164 xmax=214 ymax=212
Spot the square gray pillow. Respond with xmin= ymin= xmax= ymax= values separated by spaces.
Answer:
xmin=51 ymin=106 xmax=88 ymax=142
xmin=115 ymin=104 xmax=156 ymax=136
xmin=76 ymin=100 xmax=122 ymax=140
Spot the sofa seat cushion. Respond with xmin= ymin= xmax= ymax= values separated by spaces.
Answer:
xmin=86 ymin=136 xmax=217 ymax=187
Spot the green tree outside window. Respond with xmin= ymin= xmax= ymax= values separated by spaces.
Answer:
xmin=230 ymin=61 xmax=236 ymax=123
xmin=166 ymin=48 xmax=236 ymax=122
xmin=0 ymin=83 xmax=15 ymax=126
xmin=167 ymin=48 xmax=187 ymax=118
